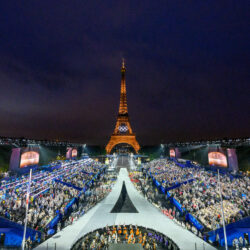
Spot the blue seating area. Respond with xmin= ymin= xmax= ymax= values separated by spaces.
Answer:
xmin=208 ymin=216 xmax=250 ymax=246
xmin=0 ymin=217 xmax=41 ymax=246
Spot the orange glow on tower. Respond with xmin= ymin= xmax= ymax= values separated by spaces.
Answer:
xmin=106 ymin=60 xmax=140 ymax=153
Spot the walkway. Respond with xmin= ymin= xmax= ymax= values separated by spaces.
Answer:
xmin=36 ymin=157 xmax=215 ymax=250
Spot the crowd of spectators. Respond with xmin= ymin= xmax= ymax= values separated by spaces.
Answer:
xmin=168 ymin=168 xmax=249 ymax=230
xmin=130 ymin=158 xmax=250 ymax=248
xmin=129 ymin=171 xmax=160 ymax=206
xmin=141 ymin=158 xmax=250 ymax=231
xmin=63 ymin=172 xmax=117 ymax=229
xmin=58 ymin=164 xmax=101 ymax=189
xmin=0 ymin=182 xmax=79 ymax=231
xmin=145 ymin=159 xmax=194 ymax=188
xmin=0 ymin=158 xmax=117 ymax=247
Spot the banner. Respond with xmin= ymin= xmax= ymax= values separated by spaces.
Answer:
xmin=47 ymin=213 xmax=62 ymax=229
xmin=186 ymin=213 xmax=204 ymax=231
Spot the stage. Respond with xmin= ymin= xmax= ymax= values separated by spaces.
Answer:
xmin=35 ymin=156 xmax=215 ymax=250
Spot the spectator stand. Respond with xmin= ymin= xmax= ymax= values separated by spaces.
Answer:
xmin=142 ymin=158 xmax=250 ymax=247
xmin=144 ymin=166 xmax=192 ymax=216
xmin=0 ymin=158 xmax=108 ymax=248
xmin=46 ymin=164 xmax=107 ymax=233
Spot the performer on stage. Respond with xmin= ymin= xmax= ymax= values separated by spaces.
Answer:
xmin=135 ymin=226 xmax=140 ymax=236
xmin=123 ymin=225 xmax=127 ymax=235
xmin=118 ymin=225 xmax=122 ymax=235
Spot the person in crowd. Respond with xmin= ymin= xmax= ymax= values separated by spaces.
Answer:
xmin=0 ymin=233 xmax=5 ymax=247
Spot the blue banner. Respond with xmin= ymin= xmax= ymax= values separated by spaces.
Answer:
xmin=160 ymin=186 xmax=165 ymax=194
xmin=155 ymin=180 xmax=161 ymax=187
xmin=47 ymin=213 xmax=62 ymax=229
xmin=64 ymin=197 xmax=77 ymax=214
xmin=172 ymin=198 xmax=184 ymax=214
xmin=186 ymin=213 xmax=204 ymax=231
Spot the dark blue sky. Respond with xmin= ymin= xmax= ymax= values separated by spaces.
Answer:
xmin=0 ymin=1 xmax=249 ymax=145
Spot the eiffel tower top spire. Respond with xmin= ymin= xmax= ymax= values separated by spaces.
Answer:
xmin=119 ymin=59 xmax=128 ymax=115
xmin=122 ymin=58 xmax=125 ymax=69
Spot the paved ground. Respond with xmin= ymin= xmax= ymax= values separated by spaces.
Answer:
xmin=36 ymin=156 xmax=216 ymax=250
xmin=116 ymin=155 xmax=130 ymax=171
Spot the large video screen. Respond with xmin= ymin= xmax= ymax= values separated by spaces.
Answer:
xmin=20 ymin=151 xmax=40 ymax=168
xmin=208 ymin=152 xmax=227 ymax=167
xmin=170 ymin=149 xmax=175 ymax=158
xmin=72 ymin=149 xmax=77 ymax=157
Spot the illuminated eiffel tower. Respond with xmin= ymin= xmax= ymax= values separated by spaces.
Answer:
xmin=106 ymin=60 xmax=140 ymax=154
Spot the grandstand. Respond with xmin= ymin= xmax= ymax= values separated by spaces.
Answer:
xmin=134 ymin=158 xmax=249 ymax=248
xmin=0 ymin=158 xmax=113 ymax=248
xmin=0 ymin=153 xmax=248 ymax=249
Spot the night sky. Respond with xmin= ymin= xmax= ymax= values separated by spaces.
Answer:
xmin=0 ymin=1 xmax=249 ymax=145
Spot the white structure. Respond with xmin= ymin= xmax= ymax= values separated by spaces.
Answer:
xmin=36 ymin=158 xmax=215 ymax=250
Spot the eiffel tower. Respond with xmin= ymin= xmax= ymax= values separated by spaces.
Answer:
xmin=106 ymin=60 xmax=140 ymax=154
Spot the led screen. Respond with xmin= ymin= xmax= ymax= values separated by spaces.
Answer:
xmin=170 ymin=149 xmax=175 ymax=158
xmin=72 ymin=149 xmax=77 ymax=157
xmin=20 ymin=151 xmax=40 ymax=168
xmin=208 ymin=152 xmax=227 ymax=167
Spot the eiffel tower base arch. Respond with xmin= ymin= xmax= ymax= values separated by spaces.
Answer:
xmin=106 ymin=135 xmax=140 ymax=154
